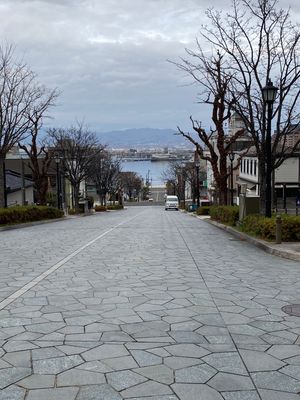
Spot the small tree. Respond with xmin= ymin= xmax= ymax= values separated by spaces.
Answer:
xmin=89 ymin=151 xmax=121 ymax=205
xmin=19 ymin=86 xmax=59 ymax=205
xmin=0 ymin=45 xmax=41 ymax=207
xmin=174 ymin=52 xmax=248 ymax=205
xmin=49 ymin=123 xmax=103 ymax=211
xmin=120 ymin=171 xmax=143 ymax=200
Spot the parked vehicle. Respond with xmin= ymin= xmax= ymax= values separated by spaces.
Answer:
xmin=165 ymin=195 xmax=179 ymax=210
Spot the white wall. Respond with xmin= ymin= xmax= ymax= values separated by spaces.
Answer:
xmin=275 ymin=157 xmax=299 ymax=183
xmin=7 ymin=188 xmax=34 ymax=206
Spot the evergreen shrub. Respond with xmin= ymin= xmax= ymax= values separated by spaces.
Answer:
xmin=0 ymin=206 xmax=63 ymax=225
xmin=241 ymin=214 xmax=300 ymax=242
xmin=209 ymin=205 xmax=239 ymax=226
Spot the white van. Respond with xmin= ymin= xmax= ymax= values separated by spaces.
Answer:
xmin=165 ymin=195 xmax=179 ymax=211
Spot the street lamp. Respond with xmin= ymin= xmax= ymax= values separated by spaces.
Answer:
xmin=194 ymin=150 xmax=200 ymax=208
xmin=229 ymin=151 xmax=235 ymax=206
xmin=262 ymin=78 xmax=278 ymax=217
xmin=54 ymin=157 xmax=61 ymax=209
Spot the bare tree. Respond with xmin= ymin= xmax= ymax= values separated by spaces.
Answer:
xmin=0 ymin=45 xmax=41 ymax=207
xmin=174 ymin=53 xmax=248 ymax=204
xmin=197 ymin=0 xmax=300 ymax=213
xmin=120 ymin=171 xmax=143 ymax=200
xmin=49 ymin=123 xmax=103 ymax=211
xmin=19 ymin=86 xmax=59 ymax=205
xmin=88 ymin=151 xmax=121 ymax=205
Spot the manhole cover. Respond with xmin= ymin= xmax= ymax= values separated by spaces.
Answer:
xmin=282 ymin=304 xmax=300 ymax=317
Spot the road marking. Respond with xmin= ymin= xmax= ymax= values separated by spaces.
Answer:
xmin=0 ymin=212 xmax=144 ymax=311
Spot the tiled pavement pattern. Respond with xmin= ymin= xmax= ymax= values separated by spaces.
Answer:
xmin=1 ymin=207 xmax=300 ymax=399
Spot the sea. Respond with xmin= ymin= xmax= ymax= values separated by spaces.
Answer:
xmin=121 ymin=160 xmax=168 ymax=186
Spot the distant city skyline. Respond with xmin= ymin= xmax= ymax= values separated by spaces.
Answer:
xmin=0 ymin=0 xmax=299 ymax=133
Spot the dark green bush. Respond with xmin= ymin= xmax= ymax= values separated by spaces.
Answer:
xmin=0 ymin=206 xmax=63 ymax=225
xmin=209 ymin=205 xmax=239 ymax=226
xmin=241 ymin=214 xmax=300 ymax=242
xmin=94 ymin=205 xmax=107 ymax=212
xmin=196 ymin=206 xmax=210 ymax=216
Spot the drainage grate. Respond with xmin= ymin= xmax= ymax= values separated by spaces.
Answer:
xmin=282 ymin=304 xmax=300 ymax=317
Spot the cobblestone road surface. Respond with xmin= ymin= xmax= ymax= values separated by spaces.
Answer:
xmin=1 ymin=207 xmax=300 ymax=399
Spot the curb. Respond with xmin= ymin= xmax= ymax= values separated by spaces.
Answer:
xmin=0 ymin=217 xmax=71 ymax=232
xmin=195 ymin=215 xmax=300 ymax=262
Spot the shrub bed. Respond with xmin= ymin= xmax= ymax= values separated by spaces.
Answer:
xmin=240 ymin=214 xmax=300 ymax=241
xmin=0 ymin=206 xmax=64 ymax=225
xmin=94 ymin=205 xmax=107 ymax=212
xmin=196 ymin=206 xmax=210 ymax=216
xmin=209 ymin=205 xmax=239 ymax=226
xmin=107 ymin=204 xmax=124 ymax=210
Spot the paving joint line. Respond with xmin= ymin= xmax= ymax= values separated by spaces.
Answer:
xmin=0 ymin=211 xmax=145 ymax=311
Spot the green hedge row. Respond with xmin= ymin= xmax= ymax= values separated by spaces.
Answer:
xmin=196 ymin=206 xmax=210 ymax=215
xmin=0 ymin=206 xmax=64 ymax=225
xmin=240 ymin=214 xmax=300 ymax=242
xmin=209 ymin=205 xmax=239 ymax=226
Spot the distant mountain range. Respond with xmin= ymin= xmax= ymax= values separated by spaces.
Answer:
xmin=97 ymin=128 xmax=192 ymax=148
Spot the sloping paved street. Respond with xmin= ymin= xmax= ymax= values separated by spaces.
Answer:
xmin=1 ymin=207 xmax=300 ymax=399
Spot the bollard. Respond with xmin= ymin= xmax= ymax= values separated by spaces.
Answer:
xmin=276 ymin=215 xmax=282 ymax=244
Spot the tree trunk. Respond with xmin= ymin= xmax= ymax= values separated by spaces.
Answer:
xmin=73 ymin=184 xmax=80 ymax=212
xmin=0 ymin=154 xmax=6 ymax=208
xmin=35 ymin=177 xmax=48 ymax=205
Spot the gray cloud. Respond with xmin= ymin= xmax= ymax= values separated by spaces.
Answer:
xmin=0 ymin=0 xmax=298 ymax=132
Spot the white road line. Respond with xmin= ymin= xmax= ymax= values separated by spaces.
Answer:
xmin=0 ymin=212 xmax=144 ymax=311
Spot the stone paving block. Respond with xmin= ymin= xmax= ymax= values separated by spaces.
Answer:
xmin=82 ymin=344 xmax=129 ymax=361
xmin=239 ymin=349 xmax=286 ymax=372
xmin=251 ymin=371 xmax=300 ymax=392
xmin=164 ymin=344 xmax=210 ymax=358
xmin=175 ymin=363 xmax=216 ymax=383
xmin=106 ymin=370 xmax=147 ymax=391
xmin=76 ymin=384 xmax=122 ymax=399
xmin=33 ymin=355 xmax=83 ymax=374
xmin=121 ymin=381 xmax=173 ymax=398
xmin=172 ymin=383 xmax=223 ymax=400
xmin=102 ymin=355 xmax=139 ymax=370
xmin=2 ymin=351 xmax=31 ymax=368
xmin=18 ymin=374 xmax=55 ymax=389
xmin=208 ymin=372 xmax=255 ymax=391
xmin=134 ymin=364 xmax=174 ymax=384
xmin=57 ymin=369 xmax=106 ymax=386
xmin=26 ymin=387 xmax=79 ymax=400
xmin=0 ymin=367 xmax=31 ymax=389
xmin=164 ymin=356 xmax=203 ymax=370
xmin=267 ymin=345 xmax=300 ymax=360
xmin=130 ymin=350 xmax=162 ymax=366
xmin=0 ymin=385 xmax=26 ymax=400
xmin=203 ymin=352 xmax=248 ymax=375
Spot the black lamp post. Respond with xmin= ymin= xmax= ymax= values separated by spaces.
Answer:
xmin=262 ymin=79 xmax=278 ymax=217
xmin=194 ymin=150 xmax=200 ymax=208
xmin=229 ymin=151 xmax=235 ymax=206
xmin=55 ymin=157 xmax=61 ymax=209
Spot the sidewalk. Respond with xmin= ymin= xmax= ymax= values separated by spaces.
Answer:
xmin=196 ymin=214 xmax=300 ymax=261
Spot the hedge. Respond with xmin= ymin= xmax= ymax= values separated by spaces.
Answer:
xmin=240 ymin=214 xmax=300 ymax=242
xmin=95 ymin=205 xmax=107 ymax=212
xmin=209 ymin=205 xmax=239 ymax=226
xmin=0 ymin=206 xmax=64 ymax=225
xmin=196 ymin=206 xmax=210 ymax=216
xmin=107 ymin=204 xmax=124 ymax=210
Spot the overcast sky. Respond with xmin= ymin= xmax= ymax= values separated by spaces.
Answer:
xmin=0 ymin=0 xmax=299 ymax=133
